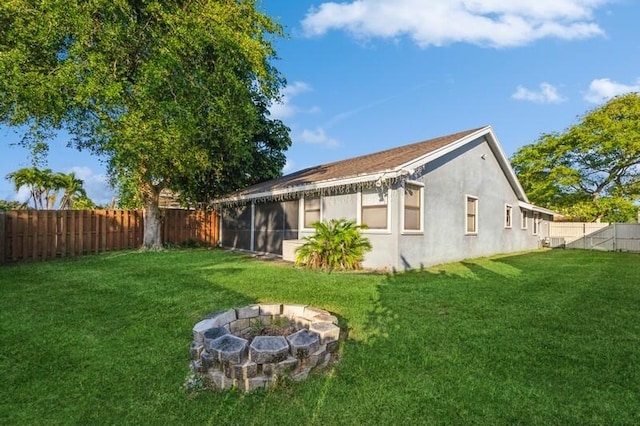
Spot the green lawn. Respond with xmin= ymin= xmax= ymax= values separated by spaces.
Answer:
xmin=1 ymin=249 xmax=639 ymax=425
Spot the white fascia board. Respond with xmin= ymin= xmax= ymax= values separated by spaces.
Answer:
xmin=485 ymin=128 xmax=530 ymax=203
xmin=397 ymin=126 xmax=530 ymax=203
xmin=397 ymin=126 xmax=491 ymax=173
xmin=517 ymin=201 xmax=560 ymax=217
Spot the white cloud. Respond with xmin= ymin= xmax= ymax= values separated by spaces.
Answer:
xmin=512 ymin=82 xmax=566 ymax=103
xmin=13 ymin=186 xmax=31 ymax=204
xmin=302 ymin=0 xmax=608 ymax=48
xmin=67 ymin=166 xmax=114 ymax=206
xmin=298 ymin=128 xmax=340 ymax=148
xmin=583 ymin=78 xmax=640 ymax=103
xmin=3 ymin=167 xmax=113 ymax=207
xmin=270 ymin=81 xmax=314 ymax=120
xmin=282 ymin=160 xmax=295 ymax=174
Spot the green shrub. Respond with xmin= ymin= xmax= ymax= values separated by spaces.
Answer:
xmin=295 ymin=219 xmax=372 ymax=270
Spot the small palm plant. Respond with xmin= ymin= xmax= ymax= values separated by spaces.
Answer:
xmin=295 ymin=219 xmax=372 ymax=271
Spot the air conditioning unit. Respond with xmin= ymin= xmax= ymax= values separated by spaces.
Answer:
xmin=543 ymin=237 xmax=566 ymax=249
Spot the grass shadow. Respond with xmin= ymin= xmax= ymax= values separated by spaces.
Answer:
xmin=327 ymin=249 xmax=640 ymax=424
xmin=3 ymin=249 xmax=640 ymax=424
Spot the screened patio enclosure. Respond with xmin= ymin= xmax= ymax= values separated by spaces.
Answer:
xmin=220 ymin=200 xmax=299 ymax=255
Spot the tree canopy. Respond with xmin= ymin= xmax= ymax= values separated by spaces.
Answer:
xmin=0 ymin=0 xmax=291 ymax=247
xmin=511 ymin=93 xmax=640 ymax=222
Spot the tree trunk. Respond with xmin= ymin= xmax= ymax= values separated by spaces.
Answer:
xmin=593 ymin=191 xmax=603 ymax=223
xmin=141 ymin=183 xmax=163 ymax=250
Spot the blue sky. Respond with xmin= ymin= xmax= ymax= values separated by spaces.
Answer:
xmin=2 ymin=0 xmax=639 ymax=205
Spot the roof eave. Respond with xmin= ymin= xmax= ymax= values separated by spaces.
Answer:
xmin=485 ymin=127 xmax=530 ymax=203
xmin=215 ymin=126 xmax=532 ymax=205
xmin=214 ymin=171 xmax=393 ymax=205
xmin=517 ymin=201 xmax=561 ymax=217
xmin=396 ymin=126 xmax=530 ymax=203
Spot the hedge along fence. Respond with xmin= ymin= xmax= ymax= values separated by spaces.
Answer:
xmin=0 ymin=209 xmax=220 ymax=264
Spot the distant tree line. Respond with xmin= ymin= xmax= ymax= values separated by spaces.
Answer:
xmin=0 ymin=200 xmax=23 ymax=211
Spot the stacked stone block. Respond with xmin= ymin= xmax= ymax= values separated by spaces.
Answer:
xmin=190 ymin=303 xmax=341 ymax=392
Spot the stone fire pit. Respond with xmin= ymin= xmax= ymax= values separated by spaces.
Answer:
xmin=189 ymin=303 xmax=342 ymax=392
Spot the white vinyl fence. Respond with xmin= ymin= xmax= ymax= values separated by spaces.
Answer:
xmin=549 ymin=222 xmax=640 ymax=252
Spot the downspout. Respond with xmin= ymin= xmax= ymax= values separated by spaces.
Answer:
xmin=218 ymin=209 xmax=223 ymax=247
xmin=250 ymin=201 xmax=255 ymax=252
xmin=394 ymin=186 xmax=400 ymax=271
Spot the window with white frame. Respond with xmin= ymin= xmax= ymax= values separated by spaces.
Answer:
xmin=303 ymin=196 xmax=321 ymax=228
xmin=466 ymin=196 xmax=478 ymax=234
xmin=532 ymin=212 xmax=539 ymax=235
xmin=505 ymin=204 xmax=513 ymax=228
xmin=403 ymin=183 xmax=423 ymax=232
xmin=521 ymin=209 xmax=528 ymax=229
xmin=361 ymin=188 xmax=388 ymax=229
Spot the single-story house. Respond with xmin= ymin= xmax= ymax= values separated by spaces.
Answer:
xmin=215 ymin=126 xmax=555 ymax=270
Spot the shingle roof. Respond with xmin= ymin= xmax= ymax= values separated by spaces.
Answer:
xmin=224 ymin=126 xmax=487 ymax=200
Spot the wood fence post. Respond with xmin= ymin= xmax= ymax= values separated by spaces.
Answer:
xmin=21 ymin=210 xmax=29 ymax=261
xmin=43 ymin=210 xmax=50 ymax=259
xmin=31 ymin=210 xmax=39 ymax=261
xmin=0 ymin=211 xmax=5 ymax=264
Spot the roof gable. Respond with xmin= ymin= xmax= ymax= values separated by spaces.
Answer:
xmin=219 ymin=126 xmax=529 ymax=204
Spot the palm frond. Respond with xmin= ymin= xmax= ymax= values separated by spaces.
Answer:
xmin=295 ymin=219 xmax=372 ymax=271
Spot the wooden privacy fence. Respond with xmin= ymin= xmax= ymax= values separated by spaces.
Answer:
xmin=162 ymin=209 xmax=219 ymax=248
xmin=0 ymin=209 xmax=219 ymax=264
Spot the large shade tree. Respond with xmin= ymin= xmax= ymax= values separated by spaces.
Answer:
xmin=0 ymin=0 xmax=291 ymax=249
xmin=511 ymin=93 xmax=640 ymax=222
